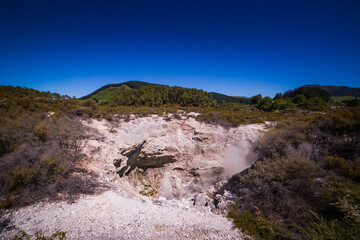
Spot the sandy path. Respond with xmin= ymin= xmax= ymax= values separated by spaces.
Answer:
xmin=1 ymin=189 xmax=245 ymax=239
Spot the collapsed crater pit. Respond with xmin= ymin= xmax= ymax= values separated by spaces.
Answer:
xmin=83 ymin=113 xmax=267 ymax=200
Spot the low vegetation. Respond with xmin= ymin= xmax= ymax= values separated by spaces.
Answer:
xmin=0 ymin=86 xmax=98 ymax=209
xmin=10 ymin=229 xmax=67 ymax=240
xmin=221 ymin=106 xmax=360 ymax=239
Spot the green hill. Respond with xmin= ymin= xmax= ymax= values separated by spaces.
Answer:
xmin=83 ymin=82 xmax=218 ymax=107
xmin=82 ymin=81 xmax=158 ymax=100
xmin=209 ymin=92 xmax=240 ymax=103
xmin=89 ymin=85 xmax=133 ymax=104
xmin=83 ymin=81 xmax=242 ymax=105
xmin=304 ymin=84 xmax=360 ymax=97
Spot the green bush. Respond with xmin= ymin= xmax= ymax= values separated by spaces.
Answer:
xmin=257 ymin=97 xmax=272 ymax=111
xmin=228 ymin=211 xmax=291 ymax=240
xmin=5 ymin=158 xmax=69 ymax=192
xmin=35 ymin=123 xmax=51 ymax=142
xmin=325 ymin=156 xmax=360 ymax=182
xmin=250 ymin=94 xmax=263 ymax=104
xmin=323 ymin=182 xmax=360 ymax=218
xmin=40 ymin=158 xmax=69 ymax=181
xmin=301 ymin=212 xmax=360 ymax=240
xmin=10 ymin=229 xmax=67 ymax=240
xmin=292 ymin=94 xmax=306 ymax=104
xmin=7 ymin=164 xmax=41 ymax=191
xmin=325 ymin=156 xmax=347 ymax=170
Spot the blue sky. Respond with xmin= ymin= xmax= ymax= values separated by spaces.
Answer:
xmin=0 ymin=0 xmax=359 ymax=98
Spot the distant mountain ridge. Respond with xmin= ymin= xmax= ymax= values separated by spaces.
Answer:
xmin=304 ymin=84 xmax=360 ymax=97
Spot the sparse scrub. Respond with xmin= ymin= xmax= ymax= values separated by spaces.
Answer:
xmin=0 ymin=89 xmax=97 ymax=208
xmin=10 ymin=229 xmax=67 ymax=240
xmin=325 ymin=156 xmax=360 ymax=182
xmin=222 ymin=106 xmax=360 ymax=239
xmin=228 ymin=211 xmax=291 ymax=240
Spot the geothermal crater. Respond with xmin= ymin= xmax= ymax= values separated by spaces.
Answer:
xmin=83 ymin=113 xmax=267 ymax=200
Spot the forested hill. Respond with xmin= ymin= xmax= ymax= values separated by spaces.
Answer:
xmin=0 ymin=85 xmax=71 ymax=100
xmin=304 ymin=84 xmax=360 ymax=97
xmin=209 ymin=92 xmax=238 ymax=103
xmin=81 ymin=81 xmax=158 ymax=99
xmin=83 ymin=83 xmax=217 ymax=107
xmin=82 ymin=81 xmax=243 ymax=106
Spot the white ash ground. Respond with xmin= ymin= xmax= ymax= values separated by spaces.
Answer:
xmin=1 ymin=188 xmax=246 ymax=239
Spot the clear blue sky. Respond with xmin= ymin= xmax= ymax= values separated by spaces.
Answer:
xmin=0 ymin=0 xmax=359 ymax=98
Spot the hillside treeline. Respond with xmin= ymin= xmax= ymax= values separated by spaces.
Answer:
xmin=0 ymin=85 xmax=72 ymax=100
xmin=250 ymin=86 xmax=335 ymax=112
xmin=282 ymin=86 xmax=331 ymax=101
xmin=97 ymin=85 xmax=217 ymax=107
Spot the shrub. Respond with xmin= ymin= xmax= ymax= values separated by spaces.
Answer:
xmin=40 ymin=158 xmax=69 ymax=181
xmin=325 ymin=156 xmax=360 ymax=182
xmin=257 ymin=97 xmax=272 ymax=111
xmin=301 ymin=212 xmax=360 ymax=240
xmin=256 ymin=121 xmax=307 ymax=159
xmin=228 ymin=211 xmax=291 ymax=240
xmin=5 ymin=158 xmax=69 ymax=192
xmin=10 ymin=229 xmax=67 ymax=240
xmin=7 ymin=164 xmax=41 ymax=191
xmin=250 ymin=94 xmax=263 ymax=104
xmin=35 ymin=123 xmax=51 ymax=142
xmin=292 ymin=94 xmax=306 ymax=104
xmin=323 ymin=182 xmax=360 ymax=219
xmin=223 ymin=157 xmax=319 ymax=226
xmin=325 ymin=156 xmax=347 ymax=170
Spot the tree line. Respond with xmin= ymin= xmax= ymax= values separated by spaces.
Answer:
xmin=95 ymin=85 xmax=217 ymax=107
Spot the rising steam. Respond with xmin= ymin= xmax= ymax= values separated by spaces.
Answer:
xmin=222 ymin=141 xmax=258 ymax=178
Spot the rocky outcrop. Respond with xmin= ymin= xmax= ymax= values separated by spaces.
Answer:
xmin=115 ymin=140 xmax=177 ymax=177
xmin=215 ymin=190 xmax=237 ymax=212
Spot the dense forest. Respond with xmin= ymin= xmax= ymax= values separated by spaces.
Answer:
xmin=103 ymin=85 xmax=217 ymax=107
xmin=88 ymin=83 xmax=358 ymax=113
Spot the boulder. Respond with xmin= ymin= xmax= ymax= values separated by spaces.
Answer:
xmin=194 ymin=194 xmax=207 ymax=206
xmin=153 ymin=197 xmax=167 ymax=206
xmin=207 ymin=201 xmax=216 ymax=210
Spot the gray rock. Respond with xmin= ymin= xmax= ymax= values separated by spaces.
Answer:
xmin=194 ymin=194 xmax=207 ymax=206
xmin=153 ymin=197 xmax=166 ymax=206
xmin=217 ymin=200 xmax=227 ymax=210
xmin=207 ymin=202 xmax=216 ymax=210
xmin=223 ymin=190 xmax=236 ymax=201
